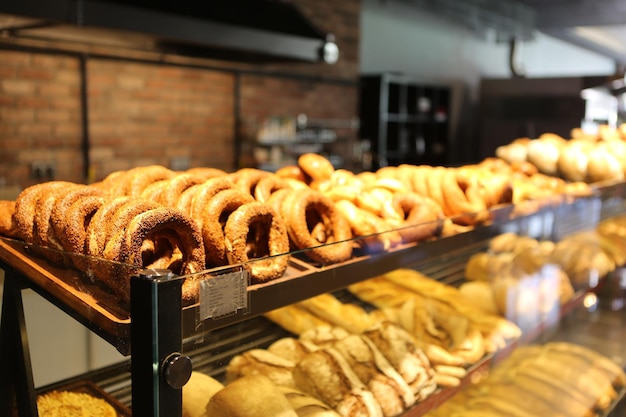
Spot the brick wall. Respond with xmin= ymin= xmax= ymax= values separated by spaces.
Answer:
xmin=0 ymin=51 xmax=83 ymax=185
xmin=0 ymin=0 xmax=361 ymax=188
xmin=87 ymin=60 xmax=236 ymax=179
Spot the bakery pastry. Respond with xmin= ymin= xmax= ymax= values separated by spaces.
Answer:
xmin=264 ymin=304 xmax=332 ymax=335
xmin=182 ymin=371 xmax=224 ymax=417
xmin=268 ymin=337 xmax=319 ymax=363
xmin=279 ymin=386 xmax=341 ymax=417
xmin=37 ymin=390 xmax=117 ymax=417
xmin=226 ymin=348 xmax=297 ymax=388
xmin=298 ymin=293 xmax=375 ymax=334
xmin=293 ymin=348 xmax=383 ymax=417
xmin=205 ymin=374 xmax=298 ymax=417
xmin=331 ymin=334 xmax=416 ymax=416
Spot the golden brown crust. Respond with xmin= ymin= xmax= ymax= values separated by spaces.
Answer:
xmin=58 ymin=195 xmax=106 ymax=255
xmin=383 ymin=192 xmax=444 ymax=243
xmin=298 ymin=153 xmax=335 ymax=183
xmin=254 ymin=174 xmax=296 ymax=203
xmin=122 ymin=206 xmax=205 ymax=302
xmin=206 ymin=375 xmax=298 ymax=417
xmin=281 ymin=189 xmax=353 ymax=264
xmin=224 ymin=201 xmax=290 ymax=283
xmin=13 ymin=181 xmax=75 ymax=243
xmin=293 ymin=348 xmax=383 ymax=417
xmin=149 ymin=172 xmax=208 ymax=207
xmin=123 ymin=165 xmax=176 ymax=197
xmin=275 ymin=165 xmax=308 ymax=182
xmin=37 ymin=390 xmax=117 ymax=417
xmin=0 ymin=200 xmax=18 ymax=239
xmin=231 ymin=168 xmax=271 ymax=196
xmin=226 ymin=349 xmax=297 ymax=388
xmin=187 ymin=176 xmax=237 ymax=222
xmin=334 ymin=199 xmax=401 ymax=254
xmin=201 ymin=189 xmax=255 ymax=267
xmin=50 ymin=186 xmax=104 ymax=251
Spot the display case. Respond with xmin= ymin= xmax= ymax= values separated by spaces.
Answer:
xmin=1 ymin=180 xmax=626 ymax=417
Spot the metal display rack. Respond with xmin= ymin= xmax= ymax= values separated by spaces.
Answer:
xmin=1 ymin=183 xmax=626 ymax=417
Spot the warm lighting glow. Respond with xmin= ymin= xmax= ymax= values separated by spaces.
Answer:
xmin=583 ymin=292 xmax=598 ymax=309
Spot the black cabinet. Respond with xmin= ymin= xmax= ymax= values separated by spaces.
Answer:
xmin=359 ymin=73 xmax=450 ymax=169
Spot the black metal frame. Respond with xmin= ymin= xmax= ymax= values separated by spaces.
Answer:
xmin=0 ymin=268 xmax=38 ymax=417
xmin=0 ymin=266 xmax=187 ymax=417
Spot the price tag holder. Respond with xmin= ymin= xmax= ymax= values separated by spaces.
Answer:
xmin=199 ymin=270 xmax=249 ymax=320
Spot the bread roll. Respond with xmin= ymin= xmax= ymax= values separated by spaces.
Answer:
xmin=182 ymin=371 xmax=224 ymax=417
xmin=557 ymin=140 xmax=589 ymax=182
xmin=226 ymin=349 xmax=296 ymax=388
xmin=363 ymin=321 xmax=436 ymax=400
xmin=293 ymin=348 xmax=383 ymax=417
xmin=458 ymin=281 xmax=498 ymax=315
xmin=331 ymin=334 xmax=415 ymax=416
xmin=526 ymin=135 xmax=564 ymax=176
xmin=264 ymin=304 xmax=332 ymax=335
xmin=298 ymin=293 xmax=375 ymax=334
xmin=587 ymin=146 xmax=624 ymax=183
xmin=205 ymin=374 xmax=298 ymax=417
xmin=268 ymin=337 xmax=318 ymax=363
xmin=279 ymin=387 xmax=341 ymax=417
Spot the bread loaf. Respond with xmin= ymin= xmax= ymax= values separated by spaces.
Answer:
xmin=182 ymin=371 xmax=223 ymax=417
xmin=293 ymin=348 xmax=383 ymax=417
xmin=331 ymin=334 xmax=415 ymax=416
xmin=205 ymin=374 xmax=298 ymax=417
xmin=226 ymin=348 xmax=296 ymax=388
xmin=279 ymin=386 xmax=341 ymax=417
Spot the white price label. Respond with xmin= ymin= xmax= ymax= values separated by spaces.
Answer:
xmin=199 ymin=270 xmax=248 ymax=320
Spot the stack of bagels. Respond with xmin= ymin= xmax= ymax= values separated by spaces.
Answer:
xmin=0 ymin=148 xmax=596 ymax=302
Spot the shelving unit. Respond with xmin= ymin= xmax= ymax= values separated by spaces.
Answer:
xmin=250 ymin=115 xmax=359 ymax=172
xmin=1 ymin=183 xmax=626 ymax=416
xmin=359 ymin=73 xmax=451 ymax=169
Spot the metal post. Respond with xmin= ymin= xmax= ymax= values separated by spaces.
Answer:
xmin=130 ymin=269 xmax=191 ymax=417
xmin=0 ymin=268 xmax=38 ymax=417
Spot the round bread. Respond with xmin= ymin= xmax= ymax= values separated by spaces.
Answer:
xmin=334 ymin=199 xmax=402 ymax=253
xmin=187 ymin=176 xmax=238 ymax=223
xmin=383 ymin=192 xmax=444 ymax=243
xmin=206 ymin=375 xmax=298 ymax=417
xmin=223 ymin=202 xmax=290 ymax=283
xmin=458 ymin=281 xmax=499 ymax=315
xmin=184 ymin=166 xmax=227 ymax=180
xmin=231 ymin=167 xmax=270 ymax=196
xmin=254 ymin=175 xmax=295 ymax=203
xmin=557 ymin=140 xmax=589 ymax=182
xmin=123 ymin=165 xmax=176 ymax=197
xmin=150 ymin=172 xmax=208 ymax=207
xmin=0 ymin=200 xmax=18 ymax=239
xmin=275 ymin=165 xmax=308 ymax=182
xmin=526 ymin=137 xmax=563 ymax=176
xmin=201 ymin=189 xmax=255 ymax=267
xmin=182 ymin=371 xmax=224 ymax=417
xmin=298 ymin=153 xmax=335 ymax=182
xmin=13 ymin=181 xmax=76 ymax=243
xmin=587 ymin=146 xmax=624 ymax=183
xmin=37 ymin=390 xmax=117 ymax=417
xmin=280 ymin=189 xmax=353 ymax=264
